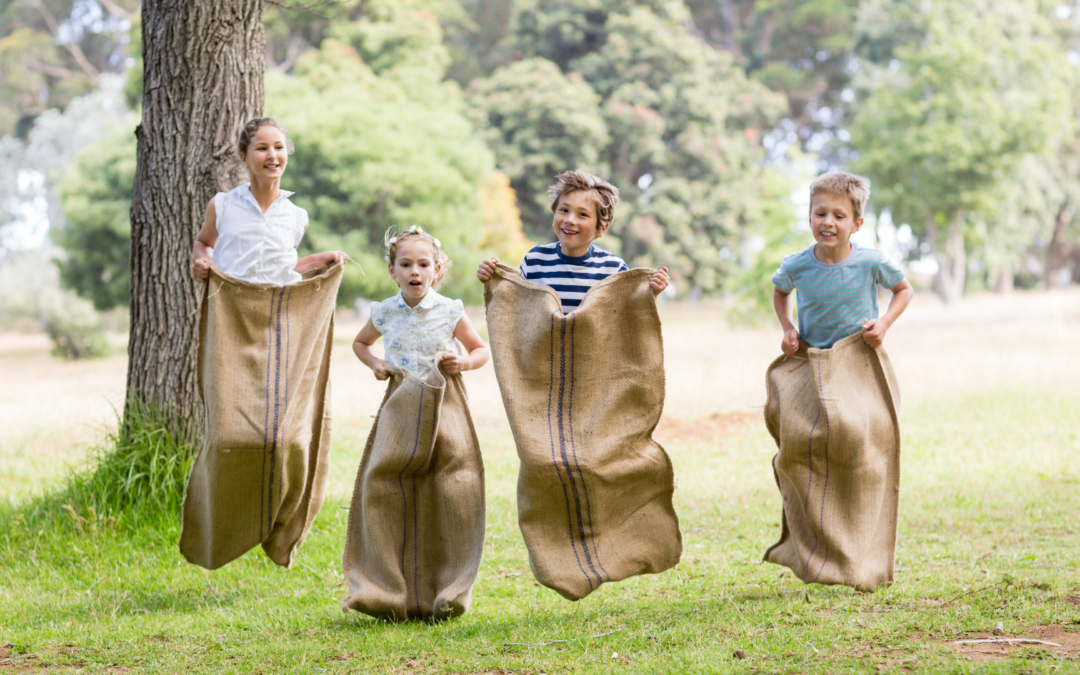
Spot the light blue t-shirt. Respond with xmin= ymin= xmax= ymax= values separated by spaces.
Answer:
xmin=772 ymin=243 xmax=905 ymax=349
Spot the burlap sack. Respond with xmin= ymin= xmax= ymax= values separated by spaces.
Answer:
xmin=483 ymin=264 xmax=682 ymax=601
xmin=342 ymin=359 xmax=486 ymax=621
xmin=180 ymin=262 xmax=343 ymax=570
xmin=762 ymin=331 xmax=901 ymax=591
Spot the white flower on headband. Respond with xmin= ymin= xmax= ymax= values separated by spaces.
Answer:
xmin=388 ymin=236 xmax=398 ymax=245
xmin=408 ymin=225 xmax=418 ymax=233
xmin=384 ymin=255 xmax=390 ymax=262
xmin=433 ymin=238 xmax=441 ymax=248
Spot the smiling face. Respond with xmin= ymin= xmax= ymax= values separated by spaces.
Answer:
xmin=388 ymin=238 xmax=440 ymax=307
xmin=552 ymin=190 xmax=605 ymax=258
xmin=240 ymin=125 xmax=289 ymax=184
xmin=810 ymin=191 xmax=863 ymax=263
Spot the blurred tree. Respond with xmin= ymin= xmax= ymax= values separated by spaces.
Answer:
xmin=473 ymin=1 xmax=788 ymax=292
xmin=268 ymin=3 xmax=496 ymax=304
xmin=467 ymin=57 xmax=609 ymax=237
xmin=55 ymin=125 xmax=136 ymax=310
xmin=684 ymin=0 xmax=859 ymax=162
xmin=0 ymin=0 xmax=138 ymax=136
xmin=849 ymin=0 xmax=1073 ymax=303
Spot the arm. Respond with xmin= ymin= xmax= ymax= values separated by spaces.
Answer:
xmin=295 ymin=251 xmax=345 ymax=275
xmin=773 ymin=287 xmax=800 ymax=355
xmin=191 ymin=199 xmax=219 ymax=282
xmin=862 ymin=279 xmax=914 ymax=347
xmin=440 ymin=314 xmax=490 ymax=375
xmin=352 ymin=318 xmax=390 ymax=380
xmin=649 ymin=266 xmax=669 ymax=297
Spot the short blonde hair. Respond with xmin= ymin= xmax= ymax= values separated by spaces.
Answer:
xmin=548 ymin=170 xmax=620 ymax=232
xmin=809 ymin=172 xmax=871 ymax=221
xmin=384 ymin=227 xmax=452 ymax=289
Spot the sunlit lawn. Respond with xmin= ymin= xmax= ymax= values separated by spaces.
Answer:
xmin=2 ymin=291 xmax=1080 ymax=674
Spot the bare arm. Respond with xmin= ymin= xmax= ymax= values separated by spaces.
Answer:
xmin=352 ymin=318 xmax=390 ymax=380
xmin=295 ymin=251 xmax=345 ymax=275
xmin=773 ymin=287 xmax=799 ymax=355
xmin=862 ymin=279 xmax=914 ymax=347
xmin=441 ymin=314 xmax=490 ymax=375
xmin=191 ymin=199 xmax=219 ymax=282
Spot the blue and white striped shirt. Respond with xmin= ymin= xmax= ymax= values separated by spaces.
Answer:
xmin=519 ymin=242 xmax=629 ymax=314
xmin=772 ymin=243 xmax=905 ymax=349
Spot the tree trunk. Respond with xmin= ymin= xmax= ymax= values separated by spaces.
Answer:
xmin=127 ymin=0 xmax=264 ymax=441
xmin=929 ymin=211 xmax=966 ymax=304
xmin=1046 ymin=204 xmax=1073 ymax=289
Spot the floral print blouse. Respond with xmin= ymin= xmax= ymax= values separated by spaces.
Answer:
xmin=370 ymin=290 xmax=465 ymax=377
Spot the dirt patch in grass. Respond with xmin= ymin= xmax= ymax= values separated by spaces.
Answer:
xmin=945 ymin=624 xmax=1080 ymax=662
xmin=655 ymin=410 xmax=758 ymax=442
xmin=1067 ymin=594 xmax=1080 ymax=608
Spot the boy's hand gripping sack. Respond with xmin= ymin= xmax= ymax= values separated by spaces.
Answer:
xmin=483 ymin=264 xmax=682 ymax=601
xmin=180 ymin=262 xmax=343 ymax=569
xmin=763 ymin=331 xmax=901 ymax=591
xmin=342 ymin=358 xmax=485 ymax=620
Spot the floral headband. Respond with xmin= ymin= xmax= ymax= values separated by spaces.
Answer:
xmin=384 ymin=225 xmax=442 ymax=262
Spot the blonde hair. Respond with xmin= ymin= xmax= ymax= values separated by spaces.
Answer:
xmin=384 ymin=227 xmax=452 ymax=289
xmin=548 ymin=170 xmax=620 ymax=232
xmin=809 ymin=172 xmax=871 ymax=221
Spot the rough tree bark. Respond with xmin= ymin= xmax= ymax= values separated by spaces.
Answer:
xmin=1046 ymin=204 xmax=1074 ymax=289
xmin=127 ymin=0 xmax=264 ymax=441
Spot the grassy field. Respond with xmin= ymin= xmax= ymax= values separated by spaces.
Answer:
xmin=2 ymin=290 xmax=1080 ymax=674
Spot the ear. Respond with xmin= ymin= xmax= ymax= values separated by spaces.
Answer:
xmin=851 ymin=217 xmax=864 ymax=234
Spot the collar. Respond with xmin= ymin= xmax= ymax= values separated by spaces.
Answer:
xmin=241 ymin=182 xmax=295 ymax=210
xmin=391 ymin=290 xmax=438 ymax=311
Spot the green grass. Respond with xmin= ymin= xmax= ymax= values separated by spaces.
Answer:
xmin=2 ymin=389 xmax=1079 ymax=673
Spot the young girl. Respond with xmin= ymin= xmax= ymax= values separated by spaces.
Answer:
xmin=343 ymin=226 xmax=489 ymax=620
xmin=191 ymin=117 xmax=343 ymax=284
xmin=352 ymin=227 xmax=488 ymax=378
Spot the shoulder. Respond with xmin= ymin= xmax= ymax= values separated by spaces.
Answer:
xmin=369 ymin=295 xmax=401 ymax=326
xmin=523 ymin=242 xmax=559 ymax=259
xmin=779 ymin=247 xmax=814 ymax=271
xmin=589 ymin=245 xmax=628 ymax=269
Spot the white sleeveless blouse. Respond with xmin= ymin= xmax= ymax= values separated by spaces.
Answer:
xmin=211 ymin=183 xmax=308 ymax=285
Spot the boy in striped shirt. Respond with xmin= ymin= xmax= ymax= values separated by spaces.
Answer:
xmin=773 ymin=172 xmax=914 ymax=353
xmin=477 ymin=170 xmax=669 ymax=312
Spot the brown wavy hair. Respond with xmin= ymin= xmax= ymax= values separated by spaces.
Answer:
xmin=548 ymin=170 xmax=620 ymax=233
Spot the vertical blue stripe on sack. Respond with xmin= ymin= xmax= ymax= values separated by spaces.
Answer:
xmin=814 ymin=358 xmax=831 ymax=581
xmin=269 ymin=288 xmax=285 ymax=533
xmin=546 ymin=312 xmax=590 ymax=588
xmin=566 ymin=314 xmax=608 ymax=581
xmin=557 ymin=316 xmax=602 ymax=587
xmin=280 ymin=286 xmax=292 ymax=518
xmin=802 ymin=409 xmax=821 ymax=575
xmin=261 ymin=289 xmax=276 ymax=537
xmin=397 ymin=385 xmax=425 ymax=616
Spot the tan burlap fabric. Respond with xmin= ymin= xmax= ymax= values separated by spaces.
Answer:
xmin=342 ymin=359 xmax=486 ymax=621
xmin=180 ymin=262 xmax=343 ymax=570
xmin=762 ymin=331 xmax=901 ymax=591
xmin=483 ymin=264 xmax=682 ymax=601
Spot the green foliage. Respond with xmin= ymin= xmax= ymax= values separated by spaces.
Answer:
xmin=269 ymin=6 xmax=496 ymax=305
xmin=468 ymin=57 xmax=609 ymax=236
xmin=0 ymin=0 xmax=137 ymax=136
xmin=42 ymin=288 xmax=110 ymax=360
xmin=472 ymin=2 xmax=790 ymax=292
xmin=685 ymin=0 xmax=860 ymax=137
xmin=850 ymin=0 xmax=1075 ymax=298
xmin=55 ymin=127 xmax=137 ymax=311
xmin=12 ymin=402 xmax=196 ymax=532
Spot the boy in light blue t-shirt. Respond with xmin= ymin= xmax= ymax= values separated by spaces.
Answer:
xmin=773 ymin=172 xmax=914 ymax=353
